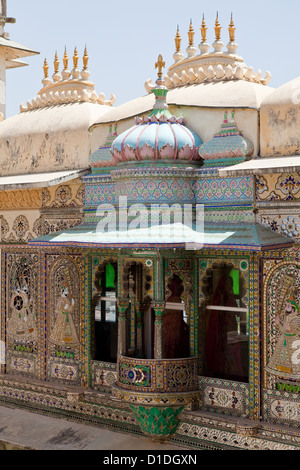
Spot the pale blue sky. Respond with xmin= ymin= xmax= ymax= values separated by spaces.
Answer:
xmin=4 ymin=0 xmax=300 ymax=117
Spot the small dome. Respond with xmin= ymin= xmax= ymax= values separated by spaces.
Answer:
xmin=199 ymin=111 xmax=254 ymax=163
xmin=111 ymin=56 xmax=202 ymax=165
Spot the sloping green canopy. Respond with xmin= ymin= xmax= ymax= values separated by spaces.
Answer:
xmin=29 ymin=222 xmax=293 ymax=252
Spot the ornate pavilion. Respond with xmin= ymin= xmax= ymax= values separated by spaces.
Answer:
xmin=0 ymin=10 xmax=300 ymax=450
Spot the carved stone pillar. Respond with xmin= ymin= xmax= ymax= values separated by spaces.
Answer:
xmin=153 ymin=301 xmax=165 ymax=359
xmin=117 ymin=299 xmax=130 ymax=356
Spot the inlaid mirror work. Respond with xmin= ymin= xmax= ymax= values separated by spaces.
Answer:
xmin=47 ymin=257 xmax=81 ymax=384
xmin=264 ymin=263 xmax=300 ymax=393
xmin=5 ymin=255 xmax=38 ymax=377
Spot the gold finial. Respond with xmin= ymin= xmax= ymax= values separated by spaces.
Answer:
xmin=228 ymin=13 xmax=235 ymax=42
xmin=188 ymin=18 xmax=194 ymax=46
xmin=175 ymin=25 xmax=181 ymax=53
xmin=215 ymin=12 xmax=221 ymax=41
xmin=155 ymin=54 xmax=165 ymax=79
xmin=63 ymin=47 xmax=69 ymax=71
xmin=83 ymin=45 xmax=89 ymax=70
xmin=43 ymin=58 xmax=49 ymax=78
xmin=54 ymin=51 xmax=60 ymax=74
xmin=201 ymin=14 xmax=207 ymax=42
xmin=73 ymin=47 xmax=79 ymax=69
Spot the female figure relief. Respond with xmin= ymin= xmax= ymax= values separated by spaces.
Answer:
xmin=49 ymin=280 xmax=79 ymax=350
xmin=8 ymin=280 xmax=36 ymax=343
xmin=266 ymin=300 xmax=300 ymax=380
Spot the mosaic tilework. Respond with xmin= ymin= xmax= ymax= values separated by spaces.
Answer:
xmin=195 ymin=176 xmax=254 ymax=204
xmin=84 ymin=174 xmax=116 ymax=207
xmin=199 ymin=377 xmax=249 ymax=417
xmin=257 ymin=207 xmax=300 ymax=240
xmin=117 ymin=356 xmax=198 ymax=393
xmin=91 ymin=361 xmax=117 ymax=392
xmin=263 ymin=389 xmax=300 ymax=426
xmin=112 ymin=167 xmax=197 ymax=204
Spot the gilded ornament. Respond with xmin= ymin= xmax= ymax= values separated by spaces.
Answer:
xmin=200 ymin=15 xmax=207 ymax=43
xmin=188 ymin=19 xmax=194 ymax=46
xmin=228 ymin=13 xmax=235 ymax=42
xmin=155 ymin=54 xmax=165 ymax=79
xmin=215 ymin=12 xmax=222 ymax=41
xmin=174 ymin=25 xmax=181 ymax=52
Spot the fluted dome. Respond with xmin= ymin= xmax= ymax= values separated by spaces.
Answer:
xmin=111 ymin=56 xmax=202 ymax=165
xmin=111 ymin=113 xmax=202 ymax=164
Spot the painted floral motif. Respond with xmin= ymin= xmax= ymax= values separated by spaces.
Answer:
xmin=12 ymin=215 xmax=29 ymax=240
xmin=256 ymin=176 xmax=268 ymax=195
xmin=275 ymin=173 xmax=300 ymax=200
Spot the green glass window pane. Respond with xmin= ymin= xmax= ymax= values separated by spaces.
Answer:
xmin=229 ymin=268 xmax=240 ymax=295
xmin=105 ymin=263 xmax=116 ymax=289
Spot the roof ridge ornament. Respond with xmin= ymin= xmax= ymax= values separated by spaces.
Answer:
xmin=213 ymin=12 xmax=224 ymax=53
xmin=199 ymin=14 xmax=210 ymax=55
xmin=153 ymin=15 xmax=272 ymax=91
xmin=62 ymin=47 xmax=71 ymax=80
xmin=20 ymin=47 xmax=116 ymax=113
xmin=173 ymin=25 xmax=184 ymax=63
xmin=52 ymin=51 xmax=61 ymax=82
xmin=227 ymin=13 xmax=238 ymax=55
xmin=186 ymin=19 xmax=197 ymax=58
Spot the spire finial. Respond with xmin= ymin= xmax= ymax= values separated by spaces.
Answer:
xmin=201 ymin=14 xmax=207 ymax=43
xmin=61 ymin=47 xmax=72 ymax=80
xmin=72 ymin=47 xmax=80 ymax=79
xmin=186 ymin=18 xmax=197 ymax=57
xmin=54 ymin=51 xmax=60 ymax=73
xmin=173 ymin=25 xmax=184 ymax=63
xmin=63 ymin=47 xmax=69 ymax=71
xmin=73 ymin=47 xmax=79 ymax=69
xmin=215 ymin=11 xmax=221 ymax=41
xmin=155 ymin=54 xmax=165 ymax=80
xmin=175 ymin=24 xmax=181 ymax=53
xmin=43 ymin=58 xmax=49 ymax=79
xmin=42 ymin=58 xmax=52 ymax=87
xmin=81 ymin=45 xmax=91 ymax=80
xmin=83 ymin=45 xmax=89 ymax=70
xmin=228 ymin=13 xmax=235 ymax=42
xmin=188 ymin=18 xmax=194 ymax=46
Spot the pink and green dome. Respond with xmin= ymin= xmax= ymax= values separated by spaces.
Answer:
xmin=111 ymin=70 xmax=202 ymax=164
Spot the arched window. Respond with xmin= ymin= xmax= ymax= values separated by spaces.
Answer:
xmin=93 ymin=262 xmax=118 ymax=363
xmin=202 ymin=263 xmax=249 ymax=383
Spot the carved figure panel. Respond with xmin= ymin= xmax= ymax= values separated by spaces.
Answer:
xmin=264 ymin=263 xmax=300 ymax=391
xmin=47 ymin=256 xmax=81 ymax=383
xmin=5 ymin=254 xmax=39 ymax=377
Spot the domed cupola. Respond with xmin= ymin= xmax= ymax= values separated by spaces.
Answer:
xmin=199 ymin=110 xmax=254 ymax=166
xmin=111 ymin=55 xmax=202 ymax=165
